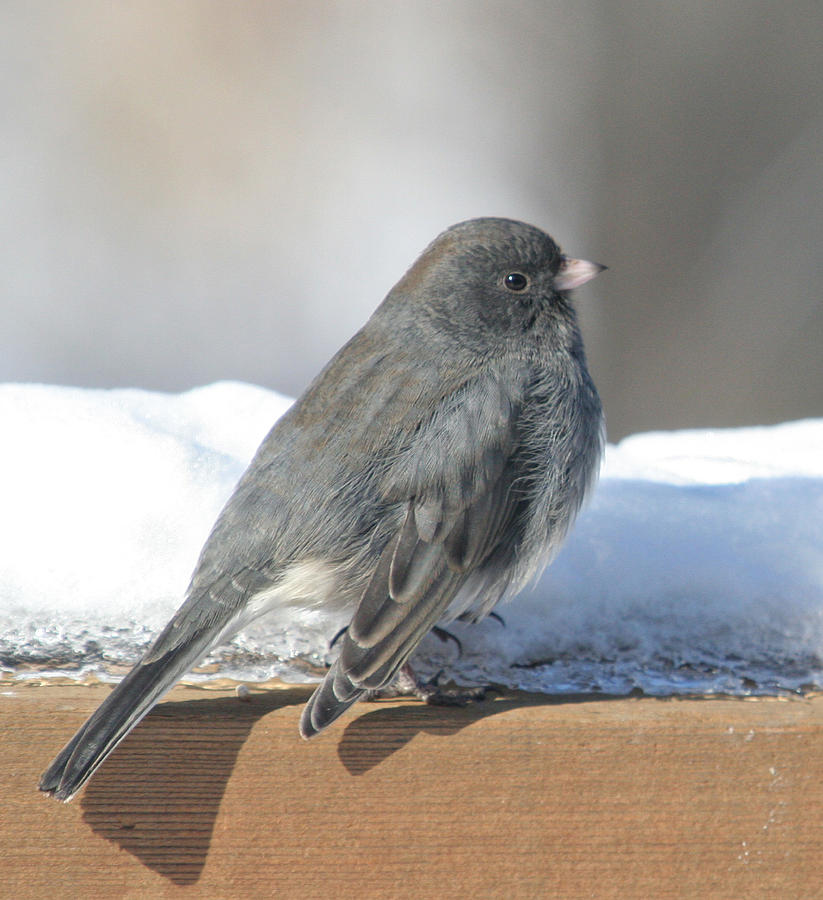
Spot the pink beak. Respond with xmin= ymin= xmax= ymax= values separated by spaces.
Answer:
xmin=554 ymin=255 xmax=607 ymax=291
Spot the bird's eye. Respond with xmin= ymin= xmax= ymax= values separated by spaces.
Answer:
xmin=504 ymin=272 xmax=529 ymax=291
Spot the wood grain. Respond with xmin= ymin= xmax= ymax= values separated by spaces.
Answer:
xmin=3 ymin=680 xmax=823 ymax=899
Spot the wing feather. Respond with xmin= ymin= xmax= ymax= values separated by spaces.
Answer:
xmin=300 ymin=369 xmax=530 ymax=738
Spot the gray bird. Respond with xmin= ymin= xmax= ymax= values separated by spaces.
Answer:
xmin=39 ymin=217 xmax=606 ymax=801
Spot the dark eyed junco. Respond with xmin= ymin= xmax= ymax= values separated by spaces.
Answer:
xmin=40 ymin=217 xmax=606 ymax=801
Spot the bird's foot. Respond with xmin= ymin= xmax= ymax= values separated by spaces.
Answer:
xmin=364 ymin=662 xmax=489 ymax=706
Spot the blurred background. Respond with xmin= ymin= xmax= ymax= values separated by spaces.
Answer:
xmin=2 ymin=1 xmax=821 ymax=439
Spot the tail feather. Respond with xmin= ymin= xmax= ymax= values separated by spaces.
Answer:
xmin=39 ymin=634 xmax=212 ymax=801
xmin=299 ymin=660 xmax=365 ymax=739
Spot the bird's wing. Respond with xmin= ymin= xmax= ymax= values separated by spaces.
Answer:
xmin=300 ymin=368 xmax=527 ymax=737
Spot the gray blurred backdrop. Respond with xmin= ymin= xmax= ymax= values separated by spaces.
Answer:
xmin=3 ymin=2 xmax=821 ymax=439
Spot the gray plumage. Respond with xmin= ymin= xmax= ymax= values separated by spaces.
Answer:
xmin=39 ymin=217 xmax=605 ymax=801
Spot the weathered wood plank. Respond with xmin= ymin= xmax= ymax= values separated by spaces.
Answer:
xmin=4 ymin=681 xmax=822 ymax=899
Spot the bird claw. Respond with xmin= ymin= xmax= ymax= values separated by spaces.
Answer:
xmin=328 ymin=625 xmax=348 ymax=650
xmin=430 ymin=626 xmax=463 ymax=656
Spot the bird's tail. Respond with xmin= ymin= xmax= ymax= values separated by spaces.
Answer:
xmin=299 ymin=658 xmax=366 ymax=738
xmin=39 ymin=630 xmax=214 ymax=802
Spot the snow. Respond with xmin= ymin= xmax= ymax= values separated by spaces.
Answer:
xmin=1 ymin=381 xmax=822 ymax=696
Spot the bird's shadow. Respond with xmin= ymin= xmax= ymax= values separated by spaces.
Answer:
xmin=80 ymin=686 xmax=309 ymax=886
xmin=79 ymin=686 xmax=614 ymax=884
xmin=335 ymin=689 xmax=604 ymax=775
